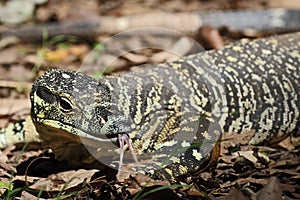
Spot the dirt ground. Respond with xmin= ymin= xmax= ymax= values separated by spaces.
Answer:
xmin=0 ymin=0 xmax=299 ymax=199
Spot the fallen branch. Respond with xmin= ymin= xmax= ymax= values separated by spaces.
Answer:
xmin=1 ymin=9 xmax=300 ymax=42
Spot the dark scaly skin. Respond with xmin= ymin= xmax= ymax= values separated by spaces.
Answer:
xmin=2 ymin=32 xmax=300 ymax=181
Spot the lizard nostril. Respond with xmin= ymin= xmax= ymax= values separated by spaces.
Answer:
xmin=36 ymin=86 xmax=57 ymax=104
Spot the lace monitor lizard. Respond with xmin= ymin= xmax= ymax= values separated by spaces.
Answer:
xmin=1 ymin=32 xmax=299 ymax=181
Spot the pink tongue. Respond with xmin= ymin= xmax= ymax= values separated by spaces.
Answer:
xmin=118 ymin=134 xmax=139 ymax=172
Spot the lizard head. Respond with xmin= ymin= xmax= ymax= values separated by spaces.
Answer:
xmin=30 ymin=68 xmax=128 ymax=145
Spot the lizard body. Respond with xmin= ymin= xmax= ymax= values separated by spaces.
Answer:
xmin=1 ymin=32 xmax=300 ymax=180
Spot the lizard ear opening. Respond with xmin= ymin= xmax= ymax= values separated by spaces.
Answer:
xmin=97 ymin=81 xmax=111 ymax=100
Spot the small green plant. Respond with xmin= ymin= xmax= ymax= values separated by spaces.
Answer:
xmin=0 ymin=143 xmax=45 ymax=199
xmin=0 ymin=182 xmax=13 ymax=192
xmin=91 ymin=67 xmax=113 ymax=77
xmin=1 ymin=185 xmax=26 ymax=200
xmin=91 ymin=43 xmax=105 ymax=62
xmin=133 ymin=184 xmax=190 ymax=200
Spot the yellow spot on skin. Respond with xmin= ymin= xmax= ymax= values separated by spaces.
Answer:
xmin=179 ymin=165 xmax=188 ymax=173
xmin=225 ymin=67 xmax=238 ymax=76
xmin=181 ymin=69 xmax=189 ymax=76
xmin=182 ymin=127 xmax=193 ymax=132
xmin=262 ymin=49 xmax=272 ymax=55
xmin=265 ymin=97 xmax=274 ymax=105
xmin=165 ymin=168 xmax=173 ymax=176
xmin=240 ymin=38 xmax=250 ymax=44
xmin=233 ymin=46 xmax=242 ymax=52
xmin=286 ymin=63 xmax=296 ymax=71
xmin=268 ymin=39 xmax=278 ymax=45
xmin=134 ymin=96 xmax=143 ymax=124
xmin=238 ymin=61 xmax=245 ymax=67
xmin=291 ymin=51 xmax=300 ymax=58
xmin=155 ymin=140 xmax=178 ymax=150
xmin=192 ymin=149 xmax=202 ymax=160
xmin=227 ymin=56 xmax=238 ymax=62
xmin=201 ymin=131 xmax=211 ymax=139
xmin=283 ymin=81 xmax=292 ymax=91
xmin=170 ymin=157 xmax=180 ymax=163
xmin=172 ymin=63 xmax=182 ymax=69
xmin=251 ymin=74 xmax=261 ymax=81
xmin=242 ymin=85 xmax=249 ymax=96
xmin=181 ymin=141 xmax=190 ymax=147
xmin=243 ymin=99 xmax=250 ymax=109
xmin=62 ymin=73 xmax=71 ymax=79
xmin=254 ymin=58 xmax=266 ymax=66
xmin=36 ymin=111 xmax=46 ymax=119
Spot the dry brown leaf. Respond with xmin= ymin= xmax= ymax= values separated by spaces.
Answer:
xmin=8 ymin=65 xmax=32 ymax=82
xmin=236 ymin=177 xmax=268 ymax=186
xmin=232 ymin=150 xmax=270 ymax=166
xmin=122 ymin=52 xmax=148 ymax=64
xmin=186 ymin=188 xmax=209 ymax=199
xmin=277 ymin=136 xmax=296 ymax=150
xmin=14 ymin=175 xmax=41 ymax=183
xmin=269 ymin=157 xmax=300 ymax=170
xmin=20 ymin=190 xmax=48 ymax=200
xmin=24 ymin=54 xmax=45 ymax=65
xmin=233 ymin=151 xmax=258 ymax=164
xmin=224 ymin=186 xmax=252 ymax=200
xmin=0 ymin=98 xmax=30 ymax=117
xmin=220 ymin=177 xmax=267 ymax=189
xmin=149 ymin=37 xmax=193 ymax=63
xmin=0 ymin=36 xmax=20 ymax=50
xmin=29 ymin=169 xmax=99 ymax=192
xmin=222 ymin=131 xmax=256 ymax=147
xmin=150 ymin=51 xmax=180 ymax=63
xmin=130 ymin=173 xmax=170 ymax=187
xmin=0 ymin=48 xmax=19 ymax=65
xmin=0 ymin=161 xmax=16 ymax=174
xmin=0 ymin=80 xmax=31 ymax=90
xmin=256 ymin=177 xmax=283 ymax=200
xmin=269 ymin=169 xmax=299 ymax=177
xmin=197 ymin=25 xmax=224 ymax=50
xmin=279 ymin=182 xmax=296 ymax=193
xmin=123 ymin=173 xmax=170 ymax=195
xmin=96 ymin=53 xmax=128 ymax=72
xmin=194 ymin=172 xmax=220 ymax=190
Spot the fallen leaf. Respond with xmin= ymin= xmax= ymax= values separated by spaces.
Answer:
xmin=224 ymin=186 xmax=252 ymax=200
xmin=277 ymin=136 xmax=296 ymax=150
xmin=256 ymin=177 xmax=283 ymax=200
xmin=0 ymin=98 xmax=30 ymax=117
xmin=0 ymin=36 xmax=20 ymax=50
xmin=0 ymin=47 xmax=19 ymax=65
xmin=20 ymin=190 xmax=48 ymax=200
xmin=122 ymin=52 xmax=148 ymax=64
xmin=197 ymin=25 xmax=224 ymax=50
xmin=233 ymin=151 xmax=258 ymax=164
xmin=29 ymin=169 xmax=99 ymax=192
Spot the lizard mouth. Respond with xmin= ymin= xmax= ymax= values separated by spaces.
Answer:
xmin=33 ymin=116 xmax=119 ymax=143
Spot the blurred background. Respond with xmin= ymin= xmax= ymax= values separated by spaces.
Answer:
xmin=0 ymin=1 xmax=300 ymax=199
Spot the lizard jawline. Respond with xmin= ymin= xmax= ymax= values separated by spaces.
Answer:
xmin=33 ymin=117 xmax=118 ymax=143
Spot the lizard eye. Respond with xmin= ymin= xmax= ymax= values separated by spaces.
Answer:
xmin=59 ymin=97 xmax=73 ymax=112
